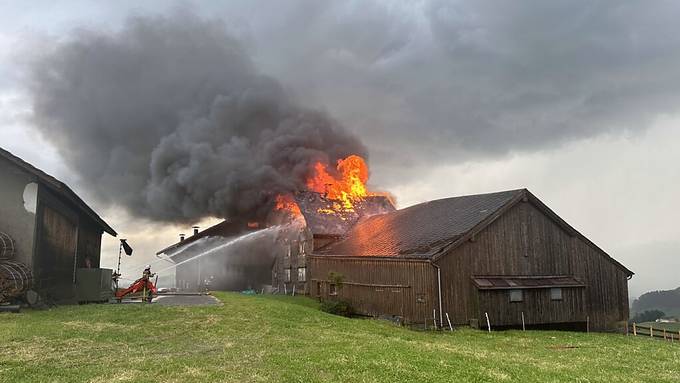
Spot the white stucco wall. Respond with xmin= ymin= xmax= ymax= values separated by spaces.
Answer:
xmin=0 ymin=158 xmax=37 ymax=266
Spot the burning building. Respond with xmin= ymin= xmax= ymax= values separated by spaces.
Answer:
xmin=155 ymin=152 xmax=631 ymax=332
xmin=0 ymin=147 xmax=117 ymax=304
xmin=309 ymin=188 xmax=633 ymax=332
xmin=157 ymin=155 xmax=394 ymax=293
xmin=270 ymin=191 xmax=395 ymax=295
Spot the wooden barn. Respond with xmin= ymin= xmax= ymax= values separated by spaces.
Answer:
xmin=310 ymin=189 xmax=633 ymax=332
xmin=0 ymin=147 xmax=117 ymax=303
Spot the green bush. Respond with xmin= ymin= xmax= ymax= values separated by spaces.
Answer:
xmin=320 ymin=299 xmax=354 ymax=317
xmin=630 ymin=309 xmax=666 ymax=323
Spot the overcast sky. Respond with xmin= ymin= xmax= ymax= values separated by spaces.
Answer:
xmin=1 ymin=1 xmax=679 ymax=297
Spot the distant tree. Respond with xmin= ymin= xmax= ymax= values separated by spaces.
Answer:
xmin=630 ymin=309 xmax=666 ymax=323
xmin=632 ymin=287 xmax=680 ymax=312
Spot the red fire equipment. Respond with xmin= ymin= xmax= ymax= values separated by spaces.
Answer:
xmin=114 ymin=266 xmax=157 ymax=303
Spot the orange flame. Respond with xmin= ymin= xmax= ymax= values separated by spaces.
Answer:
xmin=274 ymin=194 xmax=301 ymax=216
xmin=274 ymin=154 xmax=389 ymax=218
xmin=306 ymin=154 xmax=371 ymax=211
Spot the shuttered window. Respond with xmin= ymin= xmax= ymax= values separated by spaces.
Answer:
xmin=509 ymin=289 xmax=523 ymax=302
xmin=551 ymin=288 xmax=563 ymax=301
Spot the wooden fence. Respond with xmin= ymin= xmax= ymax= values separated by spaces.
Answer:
xmin=630 ymin=323 xmax=680 ymax=342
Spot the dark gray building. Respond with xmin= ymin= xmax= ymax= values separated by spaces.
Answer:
xmin=157 ymin=220 xmax=270 ymax=291
xmin=0 ymin=147 xmax=116 ymax=303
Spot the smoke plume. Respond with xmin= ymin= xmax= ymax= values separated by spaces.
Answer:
xmin=27 ymin=12 xmax=366 ymax=223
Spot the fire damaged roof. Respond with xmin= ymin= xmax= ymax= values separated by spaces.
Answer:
xmin=472 ymin=275 xmax=585 ymax=290
xmin=0 ymin=146 xmax=116 ymax=236
xmin=294 ymin=191 xmax=395 ymax=236
xmin=316 ymin=189 xmax=524 ymax=257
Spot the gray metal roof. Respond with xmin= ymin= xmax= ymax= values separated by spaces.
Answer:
xmin=316 ymin=189 xmax=524 ymax=257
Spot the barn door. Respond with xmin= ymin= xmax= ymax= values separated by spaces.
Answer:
xmin=37 ymin=204 xmax=78 ymax=298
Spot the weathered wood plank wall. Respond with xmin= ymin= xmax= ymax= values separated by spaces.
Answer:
xmin=476 ymin=287 xmax=586 ymax=327
xmin=309 ymin=256 xmax=436 ymax=323
xmin=438 ymin=201 xmax=629 ymax=330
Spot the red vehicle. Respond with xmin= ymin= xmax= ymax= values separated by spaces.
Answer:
xmin=114 ymin=266 xmax=157 ymax=303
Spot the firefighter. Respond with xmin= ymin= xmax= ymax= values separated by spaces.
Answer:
xmin=142 ymin=265 xmax=155 ymax=303
xmin=142 ymin=265 xmax=155 ymax=280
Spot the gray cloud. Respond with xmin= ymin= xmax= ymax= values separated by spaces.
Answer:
xmin=22 ymin=1 xmax=680 ymax=219
xmin=27 ymin=11 xmax=366 ymax=223
xmin=220 ymin=1 xmax=680 ymax=184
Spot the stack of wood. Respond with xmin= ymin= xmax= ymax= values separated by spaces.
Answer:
xmin=0 ymin=232 xmax=32 ymax=304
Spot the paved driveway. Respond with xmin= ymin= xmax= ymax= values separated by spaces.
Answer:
xmin=152 ymin=294 xmax=220 ymax=306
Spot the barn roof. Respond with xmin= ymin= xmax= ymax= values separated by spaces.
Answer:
xmin=317 ymin=189 xmax=522 ymax=257
xmin=294 ymin=191 xmax=395 ymax=236
xmin=316 ymin=188 xmax=633 ymax=276
xmin=0 ymin=146 xmax=116 ymax=236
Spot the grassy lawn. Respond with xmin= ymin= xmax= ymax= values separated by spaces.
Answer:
xmin=1 ymin=292 xmax=678 ymax=383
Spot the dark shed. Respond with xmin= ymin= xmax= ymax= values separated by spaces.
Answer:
xmin=310 ymin=189 xmax=633 ymax=331
xmin=0 ymin=147 xmax=116 ymax=303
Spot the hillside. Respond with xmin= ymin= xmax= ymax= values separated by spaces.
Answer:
xmin=0 ymin=293 xmax=678 ymax=382
xmin=632 ymin=287 xmax=680 ymax=317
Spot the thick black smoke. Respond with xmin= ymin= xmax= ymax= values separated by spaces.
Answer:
xmin=27 ymin=13 xmax=366 ymax=223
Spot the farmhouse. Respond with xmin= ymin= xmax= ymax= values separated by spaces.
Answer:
xmin=0 ymin=147 xmax=117 ymax=303
xmin=310 ymin=189 xmax=633 ymax=331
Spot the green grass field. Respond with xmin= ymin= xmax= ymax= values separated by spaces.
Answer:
xmin=1 ymin=292 xmax=678 ymax=382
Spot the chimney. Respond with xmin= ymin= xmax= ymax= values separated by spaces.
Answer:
xmin=192 ymin=226 xmax=199 ymax=235
xmin=179 ymin=233 xmax=185 ymax=242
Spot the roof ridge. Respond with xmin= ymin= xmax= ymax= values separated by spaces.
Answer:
xmin=399 ymin=188 xmax=526 ymax=211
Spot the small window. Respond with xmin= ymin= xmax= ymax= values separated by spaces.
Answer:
xmin=297 ymin=267 xmax=306 ymax=282
xmin=284 ymin=268 xmax=291 ymax=282
xmin=416 ymin=293 xmax=426 ymax=304
xmin=551 ymin=288 xmax=563 ymax=301
xmin=509 ymin=289 xmax=523 ymax=302
xmin=329 ymin=283 xmax=337 ymax=296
